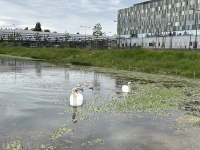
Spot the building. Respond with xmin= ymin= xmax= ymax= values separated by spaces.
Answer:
xmin=0 ymin=29 xmax=117 ymax=49
xmin=118 ymin=0 xmax=199 ymax=36
xmin=117 ymin=0 xmax=200 ymax=49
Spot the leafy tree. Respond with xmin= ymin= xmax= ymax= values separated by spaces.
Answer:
xmin=34 ymin=32 xmax=42 ymax=47
xmin=16 ymin=33 xmax=21 ymax=39
xmin=24 ymin=27 xmax=28 ymax=30
xmin=64 ymin=32 xmax=71 ymax=48
xmin=33 ymin=22 xmax=42 ymax=31
xmin=93 ymin=23 xmax=103 ymax=36
xmin=8 ymin=34 xmax=14 ymax=41
xmin=34 ymin=32 xmax=42 ymax=41
xmin=16 ymin=33 xmax=22 ymax=45
xmin=8 ymin=34 xmax=14 ymax=46
xmin=102 ymin=32 xmax=106 ymax=36
xmin=44 ymin=29 xmax=50 ymax=32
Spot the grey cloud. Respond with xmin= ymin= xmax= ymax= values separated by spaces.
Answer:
xmin=0 ymin=0 xmax=145 ymax=34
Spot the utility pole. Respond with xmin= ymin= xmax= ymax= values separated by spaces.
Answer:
xmin=12 ymin=24 xmax=15 ymax=45
xmin=114 ymin=20 xmax=125 ymax=49
xmin=80 ymin=26 xmax=90 ymax=48
xmin=114 ymin=21 xmax=120 ymax=49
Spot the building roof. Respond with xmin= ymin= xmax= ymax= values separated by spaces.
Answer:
xmin=0 ymin=29 xmax=117 ymax=41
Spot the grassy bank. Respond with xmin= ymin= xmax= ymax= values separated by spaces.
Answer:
xmin=0 ymin=43 xmax=200 ymax=79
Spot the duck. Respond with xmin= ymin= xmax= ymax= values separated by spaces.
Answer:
xmin=122 ymin=82 xmax=132 ymax=93
xmin=70 ymin=88 xmax=83 ymax=106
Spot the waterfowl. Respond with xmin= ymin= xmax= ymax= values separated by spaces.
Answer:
xmin=76 ymin=86 xmax=84 ymax=92
xmin=70 ymin=88 xmax=83 ymax=106
xmin=88 ymin=86 xmax=94 ymax=90
xmin=122 ymin=82 xmax=132 ymax=93
xmin=76 ymin=84 xmax=84 ymax=92
xmin=76 ymin=84 xmax=81 ymax=87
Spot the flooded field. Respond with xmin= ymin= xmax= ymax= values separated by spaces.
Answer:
xmin=0 ymin=57 xmax=200 ymax=150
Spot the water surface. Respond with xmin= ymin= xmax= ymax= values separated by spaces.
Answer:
xmin=0 ymin=57 xmax=200 ymax=150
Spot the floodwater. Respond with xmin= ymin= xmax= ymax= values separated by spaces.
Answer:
xmin=0 ymin=57 xmax=200 ymax=150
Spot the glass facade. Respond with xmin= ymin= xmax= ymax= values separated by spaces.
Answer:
xmin=117 ymin=0 xmax=200 ymax=36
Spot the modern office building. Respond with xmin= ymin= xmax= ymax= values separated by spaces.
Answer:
xmin=117 ymin=0 xmax=200 ymax=49
xmin=117 ymin=0 xmax=199 ymax=36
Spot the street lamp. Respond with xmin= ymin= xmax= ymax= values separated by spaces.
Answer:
xmin=114 ymin=20 xmax=125 ymax=49
xmin=114 ymin=20 xmax=120 ymax=49
xmin=107 ymin=32 xmax=111 ymax=49
xmin=80 ymin=26 xmax=90 ymax=47
xmin=12 ymin=24 xmax=15 ymax=44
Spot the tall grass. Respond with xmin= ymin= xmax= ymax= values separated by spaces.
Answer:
xmin=1 ymin=43 xmax=200 ymax=79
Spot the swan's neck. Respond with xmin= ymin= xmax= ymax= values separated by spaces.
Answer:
xmin=128 ymin=85 xmax=131 ymax=92
xmin=73 ymin=92 xmax=77 ymax=106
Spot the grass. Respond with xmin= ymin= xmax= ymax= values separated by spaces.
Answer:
xmin=1 ymin=42 xmax=200 ymax=79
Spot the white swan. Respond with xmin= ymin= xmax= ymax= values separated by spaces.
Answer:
xmin=70 ymin=88 xmax=83 ymax=106
xmin=122 ymin=82 xmax=132 ymax=93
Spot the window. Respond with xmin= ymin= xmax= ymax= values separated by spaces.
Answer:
xmin=175 ymin=22 xmax=180 ymax=26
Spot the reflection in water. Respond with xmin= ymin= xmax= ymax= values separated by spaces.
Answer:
xmin=64 ymin=69 xmax=69 ymax=79
xmin=72 ymin=106 xmax=78 ymax=123
xmin=35 ymin=62 xmax=42 ymax=76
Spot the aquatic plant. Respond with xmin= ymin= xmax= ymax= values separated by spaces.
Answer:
xmin=50 ymin=124 xmax=74 ymax=140
xmin=81 ymin=138 xmax=104 ymax=146
xmin=3 ymin=140 xmax=21 ymax=150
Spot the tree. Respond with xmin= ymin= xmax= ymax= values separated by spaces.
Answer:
xmin=24 ymin=27 xmax=28 ymax=30
xmin=8 ymin=34 xmax=14 ymax=46
xmin=64 ymin=32 xmax=71 ymax=48
xmin=16 ymin=33 xmax=22 ymax=46
xmin=33 ymin=22 xmax=42 ymax=31
xmin=34 ymin=32 xmax=42 ymax=47
xmin=44 ymin=29 xmax=50 ymax=32
xmin=93 ymin=23 xmax=103 ymax=36
xmin=8 ymin=34 xmax=14 ymax=41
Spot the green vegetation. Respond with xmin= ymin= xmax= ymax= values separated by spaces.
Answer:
xmin=1 ymin=43 xmax=200 ymax=79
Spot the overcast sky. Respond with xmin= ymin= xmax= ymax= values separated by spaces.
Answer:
xmin=0 ymin=0 xmax=145 ymax=35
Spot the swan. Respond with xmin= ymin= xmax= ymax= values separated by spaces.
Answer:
xmin=70 ymin=88 xmax=83 ymax=106
xmin=122 ymin=82 xmax=132 ymax=93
